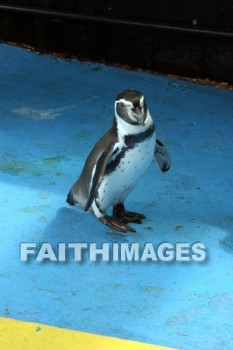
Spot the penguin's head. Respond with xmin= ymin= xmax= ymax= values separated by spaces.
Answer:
xmin=115 ymin=89 xmax=148 ymax=127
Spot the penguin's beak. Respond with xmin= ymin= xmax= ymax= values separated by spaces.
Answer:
xmin=134 ymin=107 xmax=145 ymax=126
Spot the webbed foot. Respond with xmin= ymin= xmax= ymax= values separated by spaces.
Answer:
xmin=113 ymin=203 xmax=146 ymax=224
xmin=99 ymin=215 xmax=136 ymax=233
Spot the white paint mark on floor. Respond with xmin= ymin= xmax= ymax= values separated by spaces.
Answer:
xmin=81 ymin=95 xmax=99 ymax=104
xmin=11 ymin=105 xmax=76 ymax=120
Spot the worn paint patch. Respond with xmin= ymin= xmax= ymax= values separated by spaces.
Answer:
xmin=0 ymin=160 xmax=44 ymax=177
xmin=0 ymin=156 xmax=68 ymax=176
xmin=219 ymin=239 xmax=233 ymax=248
xmin=55 ymin=171 xmax=64 ymax=176
xmin=39 ymin=288 xmax=56 ymax=294
xmin=37 ymin=216 xmax=48 ymax=223
xmin=145 ymin=202 xmax=157 ymax=208
xmin=195 ymin=143 xmax=210 ymax=151
xmin=109 ymin=283 xmax=122 ymax=289
xmin=77 ymin=130 xmax=93 ymax=139
xmin=82 ymin=95 xmax=99 ymax=104
xmin=11 ymin=105 xmax=75 ymax=120
xmin=18 ymin=205 xmax=50 ymax=213
xmin=2 ymin=152 xmax=16 ymax=158
xmin=175 ymin=225 xmax=184 ymax=231
xmin=144 ymin=286 xmax=164 ymax=293
xmin=144 ymin=226 xmax=153 ymax=231
xmin=224 ymin=216 xmax=233 ymax=222
xmin=42 ymin=156 xmax=69 ymax=168
xmin=37 ymin=192 xmax=50 ymax=199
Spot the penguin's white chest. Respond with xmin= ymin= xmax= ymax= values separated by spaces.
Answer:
xmin=97 ymin=134 xmax=155 ymax=211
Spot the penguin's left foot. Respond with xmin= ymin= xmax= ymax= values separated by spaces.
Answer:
xmin=99 ymin=215 xmax=136 ymax=233
xmin=113 ymin=203 xmax=146 ymax=224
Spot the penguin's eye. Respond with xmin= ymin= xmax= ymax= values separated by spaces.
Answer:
xmin=122 ymin=103 xmax=128 ymax=109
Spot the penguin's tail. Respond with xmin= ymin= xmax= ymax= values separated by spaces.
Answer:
xmin=66 ymin=190 xmax=77 ymax=206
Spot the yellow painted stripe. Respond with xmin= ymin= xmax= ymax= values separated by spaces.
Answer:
xmin=0 ymin=317 xmax=175 ymax=350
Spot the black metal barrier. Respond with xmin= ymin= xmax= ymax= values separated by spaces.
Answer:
xmin=0 ymin=1 xmax=233 ymax=83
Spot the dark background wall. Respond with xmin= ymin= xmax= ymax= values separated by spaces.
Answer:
xmin=0 ymin=1 xmax=233 ymax=83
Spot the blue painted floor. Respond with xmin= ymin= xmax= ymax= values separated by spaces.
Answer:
xmin=0 ymin=44 xmax=233 ymax=349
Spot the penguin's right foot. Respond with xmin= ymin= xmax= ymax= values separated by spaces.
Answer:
xmin=99 ymin=215 xmax=136 ymax=233
xmin=113 ymin=203 xmax=146 ymax=224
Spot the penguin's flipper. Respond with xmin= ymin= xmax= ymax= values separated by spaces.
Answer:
xmin=84 ymin=144 xmax=115 ymax=212
xmin=154 ymin=138 xmax=171 ymax=172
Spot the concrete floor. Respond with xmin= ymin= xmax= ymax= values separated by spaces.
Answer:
xmin=0 ymin=44 xmax=233 ymax=349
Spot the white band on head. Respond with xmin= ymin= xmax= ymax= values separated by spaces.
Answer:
xmin=115 ymin=98 xmax=133 ymax=107
xmin=140 ymin=95 xmax=144 ymax=107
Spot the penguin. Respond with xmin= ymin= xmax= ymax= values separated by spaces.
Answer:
xmin=67 ymin=89 xmax=171 ymax=233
